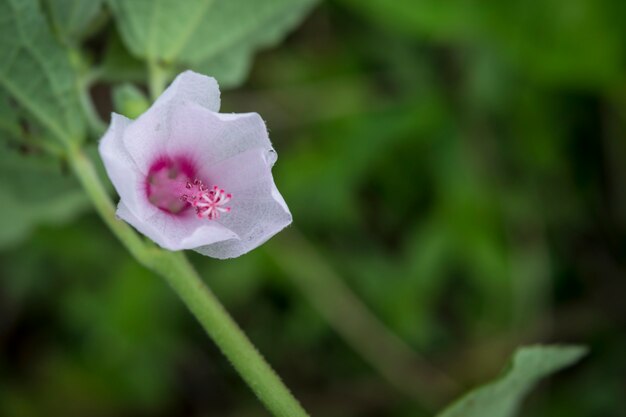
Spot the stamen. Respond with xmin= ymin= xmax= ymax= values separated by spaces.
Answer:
xmin=180 ymin=179 xmax=232 ymax=220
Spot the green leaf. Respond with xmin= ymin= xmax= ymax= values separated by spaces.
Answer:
xmin=44 ymin=0 xmax=104 ymax=44
xmin=193 ymin=44 xmax=252 ymax=89
xmin=437 ymin=345 xmax=588 ymax=417
xmin=107 ymin=0 xmax=318 ymax=88
xmin=99 ymin=30 xmax=146 ymax=83
xmin=112 ymin=83 xmax=149 ymax=119
xmin=0 ymin=90 xmax=21 ymax=140
xmin=0 ymin=145 xmax=87 ymax=248
xmin=0 ymin=0 xmax=86 ymax=144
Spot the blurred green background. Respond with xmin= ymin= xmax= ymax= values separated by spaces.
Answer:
xmin=1 ymin=0 xmax=625 ymax=416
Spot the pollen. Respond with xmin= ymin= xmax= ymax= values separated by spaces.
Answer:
xmin=180 ymin=179 xmax=232 ymax=220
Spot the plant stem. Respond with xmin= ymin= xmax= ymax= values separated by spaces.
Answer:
xmin=71 ymin=48 xmax=107 ymax=139
xmin=266 ymin=229 xmax=460 ymax=410
xmin=154 ymin=251 xmax=310 ymax=417
xmin=147 ymin=60 xmax=168 ymax=101
xmin=78 ymin=77 xmax=107 ymax=138
xmin=66 ymin=147 xmax=310 ymax=417
xmin=67 ymin=146 xmax=149 ymax=262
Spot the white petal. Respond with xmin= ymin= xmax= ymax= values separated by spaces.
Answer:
xmin=193 ymin=148 xmax=292 ymax=259
xmin=98 ymin=113 xmax=159 ymax=221
xmin=167 ymin=103 xmax=275 ymax=171
xmin=159 ymin=70 xmax=221 ymax=113
xmin=122 ymin=71 xmax=221 ymax=172
xmin=117 ymin=202 xmax=238 ymax=251
xmin=97 ymin=70 xmax=291 ymax=259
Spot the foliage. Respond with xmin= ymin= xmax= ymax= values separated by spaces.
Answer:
xmin=437 ymin=346 xmax=587 ymax=417
xmin=0 ymin=0 xmax=85 ymax=145
xmin=0 ymin=146 xmax=87 ymax=249
xmin=107 ymin=0 xmax=318 ymax=88
xmin=1 ymin=0 xmax=624 ymax=416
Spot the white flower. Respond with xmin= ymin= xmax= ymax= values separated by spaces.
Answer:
xmin=99 ymin=71 xmax=292 ymax=259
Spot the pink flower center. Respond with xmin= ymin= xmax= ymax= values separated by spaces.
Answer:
xmin=145 ymin=156 xmax=232 ymax=219
xmin=180 ymin=179 xmax=232 ymax=220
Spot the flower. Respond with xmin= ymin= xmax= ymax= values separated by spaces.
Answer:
xmin=99 ymin=71 xmax=292 ymax=259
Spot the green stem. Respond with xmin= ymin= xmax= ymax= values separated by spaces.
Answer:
xmin=147 ymin=60 xmax=168 ymax=101
xmin=66 ymin=146 xmax=149 ymax=262
xmin=71 ymin=48 xmax=107 ymax=138
xmin=153 ymin=252 xmax=310 ymax=417
xmin=78 ymin=77 xmax=107 ymax=138
xmin=266 ymin=229 xmax=460 ymax=409
xmin=66 ymin=147 xmax=309 ymax=417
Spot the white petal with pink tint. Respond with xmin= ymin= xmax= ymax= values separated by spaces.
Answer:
xmin=122 ymin=71 xmax=221 ymax=173
xmin=117 ymin=202 xmax=238 ymax=250
xmin=196 ymin=148 xmax=291 ymax=258
xmin=99 ymin=113 xmax=159 ymax=221
xmin=98 ymin=70 xmax=292 ymax=259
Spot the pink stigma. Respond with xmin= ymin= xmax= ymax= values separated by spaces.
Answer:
xmin=180 ymin=179 xmax=232 ymax=220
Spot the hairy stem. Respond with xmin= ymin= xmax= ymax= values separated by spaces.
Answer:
xmin=147 ymin=60 xmax=168 ymax=102
xmin=266 ymin=229 xmax=460 ymax=410
xmin=66 ymin=147 xmax=309 ymax=417
xmin=67 ymin=146 xmax=149 ymax=262
xmin=78 ymin=77 xmax=107 ymax=138
xmin=153 ymin=251 xmax=310 ymax=417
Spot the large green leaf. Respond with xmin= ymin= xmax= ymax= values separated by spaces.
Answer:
xmin=0 ymin=0 xmax=85 ymax=144
xmin=107 ymin=0 xmax=318 ymax=88
xmin=0 ymin=145 xmax=87 ymax=248
xmin=437 ymin=345 xmax=588 ymax=417
xmin=193 ymin=43 xmax=253 ymax=89
xmin=0 ymin=90 xmax=20 ymax=140
xmin=44 ymin=0 xmax=104 ymax=44
xmin=99 ymin=30 xmax=146 ymax=83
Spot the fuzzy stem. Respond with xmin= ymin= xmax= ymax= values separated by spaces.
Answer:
xmin=147 ymin=60 xmax=168 ymax=101
xmin=66 ymin=147 xmax=309 ymax=417
xmin=78 ymin=77 xmax=107 ymax=138
xmin=152 ymin=251 xmax=310 ymax=417
xmin=67 ymin=146 xmax=149 ymax=262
